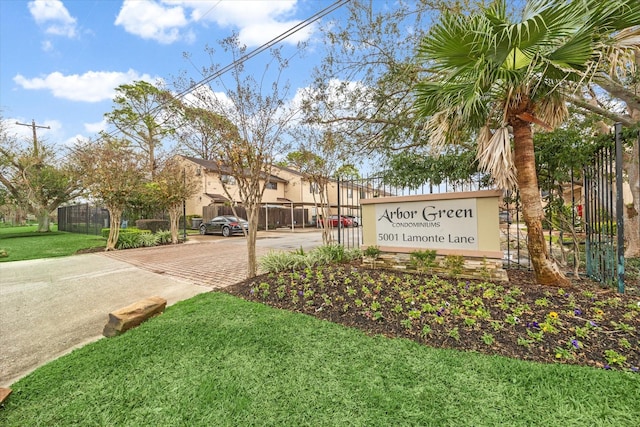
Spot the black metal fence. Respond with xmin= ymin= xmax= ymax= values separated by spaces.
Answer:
xmin=57 ymin=204 xmax=110 ymax=236
xmin=583 ymin=124 xmax=631 ymax=292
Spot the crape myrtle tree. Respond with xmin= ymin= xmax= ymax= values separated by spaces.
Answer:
xmin=0 ymin=116 xmax=82 ymax=232
xmin=72 ymin=136 xmax=145 ymax=250
xmin=413 ymin=0 xmax=640 ymax=286
xmin=145 ymin=157 xmax=200 ymax=244
xmin=105 ymin=80 xmax=177 ymax=179
xmin=176 ymin=35 xmax=297 ymax=278
xmin=285 ymin=128 xmax=352 ymax=245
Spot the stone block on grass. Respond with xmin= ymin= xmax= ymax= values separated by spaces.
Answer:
xmin=103 ymin=296 xmax=166 ymax=337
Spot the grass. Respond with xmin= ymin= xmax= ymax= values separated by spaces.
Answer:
xmin=1 ymin=292 xmax=639 ymax=426
xmin=0 ymin=225 xmax=106 ymax=262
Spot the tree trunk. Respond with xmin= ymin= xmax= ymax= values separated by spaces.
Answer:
xmin=623 ymin=125 xmax=640 ymax=258
xmin=245 ymin=205 xmax=259 ymax=278
xmin=512 ymin=119 xmax=571 ymax=287
xmin=168 ymin=205 xmax=181 ymax=244
xmin=106 ymin=208 xmax=122 ymax=251
xmin=35 ymin=208 xmax=50 ymax=232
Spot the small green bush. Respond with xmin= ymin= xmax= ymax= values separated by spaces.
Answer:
xmin=363 ymin=245 xmax=381 ymax=258
xmin=101 ymin=227 xmax=150 ymax=239
xmin=260 ymin=244 xmax=362 ymax=274
xmin=138 ymin=233 xmax=160 ymax=247
xmin=156 ymin=229 xmax=172 ymax=244
xmin=260 ymin=251 xmax=310 ymax=273
xmin=116 ymin=232 xmax=142 ymax=249
xmin=409 ymin=249 xmax=438 ymax=272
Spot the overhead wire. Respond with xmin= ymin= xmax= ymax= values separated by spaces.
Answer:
xmin=100 ymin=0 xmax=351 ymax=141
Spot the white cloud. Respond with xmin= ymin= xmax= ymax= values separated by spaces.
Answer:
xmin=115 ymin=0 xmax=313 ymax=46
xmin=115 ymin=0 xmax=190 ymax=44
xmin=84 ymin=119 xmax=107 ymax=134
xmin=28 ymin=0 xmax=78 ymax=38
xmin=13 ymin=70 xmax=158 ymax=103
xmin=182 ymin=0 xmax=312 ymax=46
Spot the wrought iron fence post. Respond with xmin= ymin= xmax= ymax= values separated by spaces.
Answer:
xmin=615 ymin=123 xmax=625 ymax=293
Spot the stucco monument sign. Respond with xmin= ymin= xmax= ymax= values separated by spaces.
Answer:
xmin=361 ymin=190 xmax=503 ymax=260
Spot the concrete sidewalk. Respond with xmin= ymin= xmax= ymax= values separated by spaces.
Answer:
xmin=0 ymin=228 xmax=329 ymax=388
xmin=0 ymin=254 xmax=210 ymax=387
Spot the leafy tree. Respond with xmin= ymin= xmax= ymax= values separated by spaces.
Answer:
xmin=146 ymin=157 xmax=200 ymax=244
xmin=382 ymin=147 xmax=491 ymax=191
xmin=104 ymin=80 xmax=176 ymax=179
xmin=302 ymin=0 xmax=490 ymax=160
xmin=175 ymin=106 xmax=232 ymax=161
xmin=414 ymin=0 xmax=640 ymax=286
xmin=72 ymin=137 xmax=145 ymax=250
xmin=0 ymin=117 xmax=82 ymax=232
xmin=176 ymin=35 xmax=296 ymax=278
xmin=286 ymin=130 xmax=351 ymax=244
xmin=567 ymin=59 xmax=640 ymax=258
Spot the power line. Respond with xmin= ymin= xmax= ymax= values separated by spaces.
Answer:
xmin=101 ymin=0 xmax=350 ymax=141
xmin=174 ymin=0 xmax=350 ymax=100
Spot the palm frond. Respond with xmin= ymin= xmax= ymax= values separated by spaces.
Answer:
xmin=534 ymin=91 xmax=568 ymax=130
xmin=476 ymin=126 xmax=516 ymax=190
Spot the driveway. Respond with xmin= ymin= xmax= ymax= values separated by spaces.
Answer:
xmin=0 ymin=229 xmax=324 ymax=387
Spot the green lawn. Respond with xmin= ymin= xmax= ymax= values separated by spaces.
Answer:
xmin=0 ymin=225 xmax=106 ymax=262
xmin=1 ymin=292 xmax=638 ymax=426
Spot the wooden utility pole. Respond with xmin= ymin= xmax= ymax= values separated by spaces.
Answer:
xmin=15 ymin=119 xmax=50 ymax=157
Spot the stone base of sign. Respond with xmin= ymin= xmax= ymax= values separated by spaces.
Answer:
xmin=103 ymin=296 xmax=167 ymax=337
xmin=363 ymin=253 xmax=508 ymax=282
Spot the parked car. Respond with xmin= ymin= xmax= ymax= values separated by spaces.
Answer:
xmin=345 ymin=215 xmax=361 ymax=227
xmin=199 ymin=216 xmax=248 ymax=237
xmin=318 ymin=215 xmax=353 ymax=228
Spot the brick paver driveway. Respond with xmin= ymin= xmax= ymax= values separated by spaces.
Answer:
xmin=101 ymin=230 xmax=324 ymax=289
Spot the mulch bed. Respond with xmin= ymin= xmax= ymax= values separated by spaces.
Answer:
xmin=225 ymin=265 xmax=640 ymax=372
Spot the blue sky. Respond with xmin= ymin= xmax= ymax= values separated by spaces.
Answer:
xmin=0 ymin=0 xmax=346 ymax=148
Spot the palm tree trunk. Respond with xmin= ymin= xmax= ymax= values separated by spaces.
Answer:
xmin=512 ymin=119 xmax=570 ymax=287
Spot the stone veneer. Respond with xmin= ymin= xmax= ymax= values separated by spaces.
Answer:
xmin=362 ymin=252 xmax=508 ymax=282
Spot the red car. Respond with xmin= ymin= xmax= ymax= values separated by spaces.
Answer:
xmin=318 ymin=215 xmax=353 ymax=228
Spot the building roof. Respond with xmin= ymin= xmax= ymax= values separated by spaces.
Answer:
xmin=181 ymin=155 xmax=287 ymax=183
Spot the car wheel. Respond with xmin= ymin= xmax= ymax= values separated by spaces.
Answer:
xmin=222 ymin=226 xmax=231 ymax=237
xmin=199 ymin=225 xmax=207 ymax=235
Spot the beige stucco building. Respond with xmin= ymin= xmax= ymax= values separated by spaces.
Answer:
xmin=179 ymin=156 xmax=378 ymax=226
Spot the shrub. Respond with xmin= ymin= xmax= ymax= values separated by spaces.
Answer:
xmin=409 ymin=249 xmax=438 ymax=272
xmin=260 ymin=251 xmax=309 ymax=273
xmin=155 ymin=229 xmax=172 ymax=244
xmin=363 ymin=245 xmax=381 ymax=258
xmin=101 ymin=227 xmax=150 ymax=239
xmin=138 ymin=233 xmax=160 ymax=247
xmin=136 ymin=219 xmax=170 ymax=233
xmin=116 ymin=232 xmax=142 ymax=249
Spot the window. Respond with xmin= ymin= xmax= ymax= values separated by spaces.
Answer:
xmin=221 ymin=174 xmax=236 ymax=185
xmin=309 ymin=182 xmax=320 ymax=194
xmin=265 ymin=181 xmax=277 ymax=190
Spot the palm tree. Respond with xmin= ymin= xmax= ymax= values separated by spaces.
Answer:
xmin=414 ymin=0 xmax=640 ymax=286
